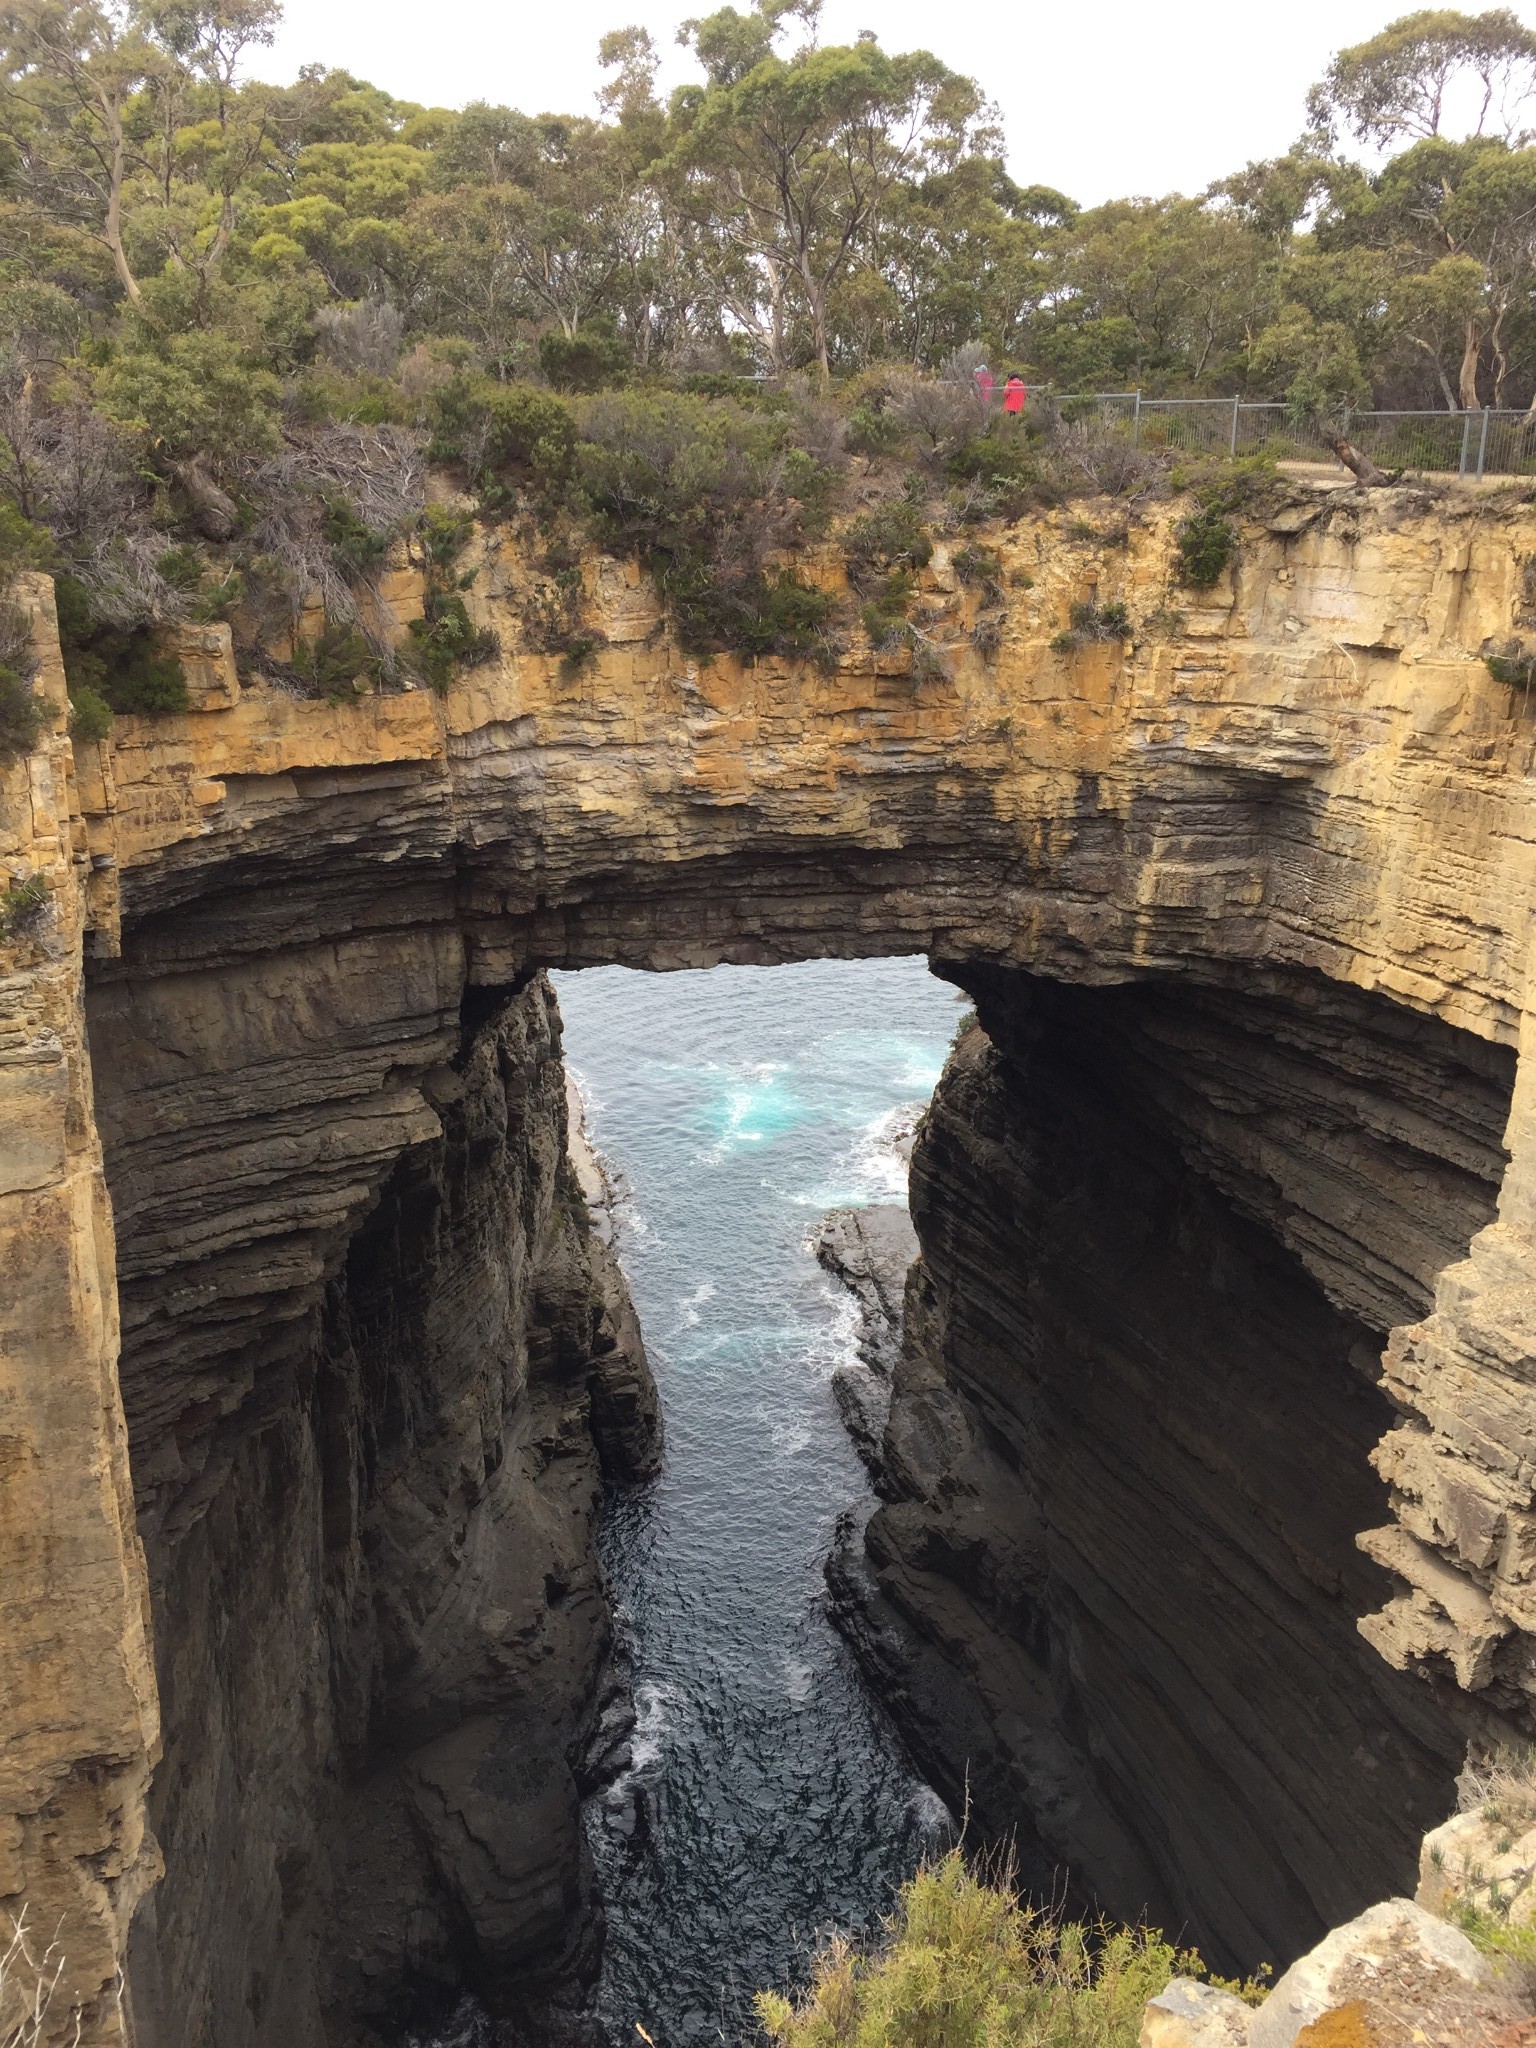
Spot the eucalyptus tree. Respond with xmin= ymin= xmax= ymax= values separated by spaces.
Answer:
xmin=0 ymin=0 xmax=281 ymax=308
xmin=1314 ymin=133 xmax=1536 ymax=405
xmin=1307 ymin=7 xmax=1536 ymax=149
xmin=660 ymin=2 xmax=991 ymax=379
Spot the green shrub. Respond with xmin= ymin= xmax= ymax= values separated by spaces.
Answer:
xmin=0 ymin=870 xmax=49 ymax=934
xmin=846 ymin=399 xmax=907 ymax=459
xmin=290 ymin=622 xmax=380 ymax=701
xmin=1175 ymin=503 xmax=1236 ymax=588
xmin=68 ymin=684 xmax=113 ymax=742
xmin=0 ymin=504 xmax=55 ymax=583
xmin=1052 ymin=600 xmax=1131 ymax=652
xmin=538 ymin=324 xmax=628 ymax=393
xmin=756 ymin=1850 xmax=1199 ymax=2048
xmin=1488 ymin=646 xmax=1536 ymax=702
xmin=403 ymin=589 xmax=497 ymax=692
xmin=859 ymin=570 xmax=917 ymax=647
xmin=557 ymin=635 xmax=604 ymax=682
xmin=575 ymin=390 xmax=825 ymax=658
xmin=417 ymin=505 xmax=475 ymax=576
xmin=1172 ymin=457 xmax=1276 ymax=589
xmin=54 ymin=576 xmax=189 ymax=717
xmin=0 ymin=664 xmax=42 ymax=763
xmin=843 ymin=499 xmax=932 ymax=578
xmin=429 ymin=375 xmax=577 ymax=514
xmin=730 ymin=570 xmax=836 ymax=660
xmin=953 ymin=544 xmax=1002 ymax=589
xmin=321 ymin=495 xmax=391 ymax=580
xmin=780 ymin=446 xmax=839 ymax=536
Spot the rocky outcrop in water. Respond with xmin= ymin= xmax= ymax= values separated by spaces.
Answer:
xmin=11 ymin=482 xmax=1536 ymax=2034
xmin=815 ymin=1205 xmax=918 ymax=1473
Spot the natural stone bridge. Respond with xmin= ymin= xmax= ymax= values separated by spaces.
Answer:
xmin=6 ymin=482 xmax=1536 ymax=2043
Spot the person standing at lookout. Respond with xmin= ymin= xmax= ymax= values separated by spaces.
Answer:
xmin=1003 ymin=373 xmax=1027 ymax=415
xmin=974 ymin=363 xmax=994 ymax=409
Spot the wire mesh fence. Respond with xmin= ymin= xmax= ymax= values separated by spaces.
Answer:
xmin=1032 ymin=391 xmax=1536 ymax=480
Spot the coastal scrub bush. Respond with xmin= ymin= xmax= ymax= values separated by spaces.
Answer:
xmin=756 ymin=1850 xmax=1197 ymax=2048
xmin=290 ymin=622 xmax=381 ymax=701
xmin=843 ymin=499 xmax=933 ymax=580
xmin=1175 ymin=502 xmax=1236 ymax=588
xmin=575 ymin=391 xmax=831 ymax=657
xmin=0 ymin=871 xmax=48 ymax=936
xmin=429 ymin=376 xmax=577 ymax=515
xmin=539 ymin=324 xmax=629 ymax=393
xmin=1051 ymin=600 xmax=1131 ymax=652
xmin=404 ymin=590 xmax=497 ymax=691
xmin=1173 ymin=457 xmax=1276 ymax=589
xmin=54 ymin=576 xmax=188 ymax=718
xmin=1487 ymin=643 xmax=1536 ymax=704
xmin=68 ymin=686 xmax=113 ymax=743
xmin=0 ymin=666 xmax=40 ymax=764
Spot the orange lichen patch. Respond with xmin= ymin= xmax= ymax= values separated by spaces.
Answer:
xmin=1296 ymin=2006 xmax=1378 ymax=2048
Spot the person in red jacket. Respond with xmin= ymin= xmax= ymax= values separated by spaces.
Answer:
xmin=1003 ymin=372 xmax=1027 ymax=414
xmin=974 ymin=363 xmax=995 ymax=409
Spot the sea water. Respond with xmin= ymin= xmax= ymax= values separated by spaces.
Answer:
xmin=553 ymin=956 xmax=966 ymax=2046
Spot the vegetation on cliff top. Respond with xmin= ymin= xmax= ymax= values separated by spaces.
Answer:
xmin=0 ymin=0 xmax=1531 ymax=729
xmin=755 ymin=1850 xmax=1262 ymax=2048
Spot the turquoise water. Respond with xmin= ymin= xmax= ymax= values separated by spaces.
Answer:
xmin=552 ymin=956 xmax=967 ymax=2045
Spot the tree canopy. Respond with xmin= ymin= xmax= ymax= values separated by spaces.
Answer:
xmin=1 ymin=0 xmax=1535 ymax=729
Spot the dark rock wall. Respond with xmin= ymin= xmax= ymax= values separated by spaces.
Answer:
xmin=89 ymin=965 xmax=658 ymax=2046
xmin=833 ymin=965 xmax=1516 ymax=1975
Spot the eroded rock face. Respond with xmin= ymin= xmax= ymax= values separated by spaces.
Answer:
xmin=832 ymin=965 xmax=1516 ymax=1972
xmin=96 ymin=969 xmax=658 ymax=2045
xmin=10 ymin=483 xmax=1536 ymax=2036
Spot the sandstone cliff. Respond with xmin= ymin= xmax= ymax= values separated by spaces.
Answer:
xmin=8 ymin=477 xmax=1536 ymax=2032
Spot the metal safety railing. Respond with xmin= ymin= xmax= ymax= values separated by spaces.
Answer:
xmin=1030 ymin=391 xmax=1536 ymax=481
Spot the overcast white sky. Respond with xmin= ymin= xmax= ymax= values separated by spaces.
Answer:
xmin=260 ymin=0 xmax=1536 ymax=205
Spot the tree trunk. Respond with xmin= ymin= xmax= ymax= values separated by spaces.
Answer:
xmin=98 ymin=88 xmax=144 ymax=311
xmin=1412 ymin=337 xmax=1460 ymax=414
xmin=169 ymin=458 xmax=239 ymax=541
xmin=1319 ymin=420 xmax=1389 ymax=487
xmin=1459 ymin=320 xmax=1483 ymax=410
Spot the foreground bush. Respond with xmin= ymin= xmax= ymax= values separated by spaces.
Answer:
xmin=756 ymin=1851 xmax=1194 ymax=2048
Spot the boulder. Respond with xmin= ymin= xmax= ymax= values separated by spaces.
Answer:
xmin=1248 ymin=1897 xmax=1514 ymax=2048
xmin=1140 ymin=1977 xmax=1252 ymax=2046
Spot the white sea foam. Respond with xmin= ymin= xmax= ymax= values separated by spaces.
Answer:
xmin=629 ymin=1680 xmax=678 ymax=1772
xmin=783 ymin=1657 xmax=814 ymax=1705
xmin=907 ymin=1782 xmax=957 ymax=1842
xmin=758 ymin=1403 xmax=815 ymax=1456
xmin=676 ymin=1280 xmax=717 ymax=1329
xmin=787 ymin=1101 xmax=924 ymax=1209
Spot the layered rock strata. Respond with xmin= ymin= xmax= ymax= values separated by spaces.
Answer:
xmin=833 ymin=964 xmax=1514 ymax=1971
xmin=100 ymin=962 xmax=660 ymax=2044
xmin=9 ymin=481 xmax=1536 ymax=2033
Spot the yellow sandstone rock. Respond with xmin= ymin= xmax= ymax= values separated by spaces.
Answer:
xmin=12 ymin=482 xmax=1536 ymax=2035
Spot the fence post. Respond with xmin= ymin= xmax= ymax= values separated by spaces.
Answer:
xmin=1476 ymin=406 xmax=1491 ymax=482
xmin=1132 ymin=390 xmax=1141 ymax=449
xmin=1460 ymin=410 xmax=1473 ymax=477
xmin=1230 ymin=393 xmax=1240 ymax=457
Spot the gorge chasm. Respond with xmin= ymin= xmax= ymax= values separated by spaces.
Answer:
xmin=8 ymin=478 xmax=1536 ymax=2042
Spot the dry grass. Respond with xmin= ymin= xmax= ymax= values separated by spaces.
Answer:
xmin=0 ymin=1909 xmax=80 ymax=2048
